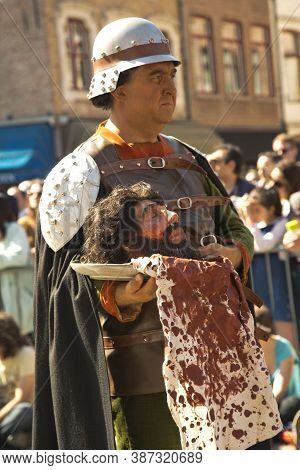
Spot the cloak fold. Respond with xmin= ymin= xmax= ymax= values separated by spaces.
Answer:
xmin=33 ymin=226 xmax=115 ymax=449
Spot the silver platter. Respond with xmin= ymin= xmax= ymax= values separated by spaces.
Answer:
xmin=70 ymin=261 xmax=147 ymax=281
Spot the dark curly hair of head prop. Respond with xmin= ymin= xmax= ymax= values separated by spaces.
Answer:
xmin=81 ymin=182 xmax=163 ymax=264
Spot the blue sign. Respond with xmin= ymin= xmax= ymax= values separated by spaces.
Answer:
xmin=0 ymin=122 xmax=55 ymax=184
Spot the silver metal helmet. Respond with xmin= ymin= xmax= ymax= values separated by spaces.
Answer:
xmin=87 ymin=17 xmax=180 ymax=100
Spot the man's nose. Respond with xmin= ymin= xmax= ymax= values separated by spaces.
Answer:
xmin=163 ymin=76 xmax=176 ymax=92
xmin=162 ymin=209 xmax=178 ymax=224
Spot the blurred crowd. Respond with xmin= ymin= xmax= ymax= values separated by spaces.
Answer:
xmin=207 ymin=132 xmax=300 ymax=449
xmin=0 ymin=179 xmax=42 ymax=449
xmin=0 ymin=133 xmax=300 ymax=449
xmin=207 ymin=132 xmax=300 ymax=342
xmin=0 ymin=179 xmax=43 ymax=336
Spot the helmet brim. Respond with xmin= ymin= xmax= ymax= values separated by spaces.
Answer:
xmin=88 ymin=54 xmax=180 ymax=100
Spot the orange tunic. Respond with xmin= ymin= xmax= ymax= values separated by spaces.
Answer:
xmin=97 ymin=123 xmax=174 ymax=321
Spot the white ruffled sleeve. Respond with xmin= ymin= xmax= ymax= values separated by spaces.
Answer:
xmin=39 ymin=151 xmax=100 ymax=252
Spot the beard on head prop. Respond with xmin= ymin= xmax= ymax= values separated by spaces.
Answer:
xmin=81 ymin=182 xmax=205 ymax=264
xmin=126 ymin=222 xmax=203 ymax=261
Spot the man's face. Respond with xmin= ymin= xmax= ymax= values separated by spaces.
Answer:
xmin=117 ymin=62 xmax=177 ymax=127
xmin=207 ymin=150 xmax=235 ymax=181
xmin=274 ymin=141 xmax=298 ymax=162
xmin=245 ymin=200 xmax=274 ymax=225
xmin=256 ymin=155 xmax=274 ymax=179
xmin=270 ymin=167 xmax=289 ymax=199
xmin=123 ymin=200 xmax=204 ymax=260
xmin=28 ymin=183 xmax=43 ymax=210
xmin=134 ymin=200 xmax=186 ymax=244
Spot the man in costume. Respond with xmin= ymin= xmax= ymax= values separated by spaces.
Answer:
xmin=34 ymin=17 xmax=256 ymax=449
xmin=80 ymin=182 xmax=282 ymax=450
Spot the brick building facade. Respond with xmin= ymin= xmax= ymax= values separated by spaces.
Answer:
xmin=0 ymin=0 xmax=287 ymax=183
xmin=276 ymin=0 xmax=300 ymax=134
xmin=180 ymin=0 xmax=284 ymax=160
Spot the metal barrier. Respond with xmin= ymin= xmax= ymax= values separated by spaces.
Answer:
xmin=250 ymin=249 xmax=300 ymax=351
xmin=0 ymin=254 xmax=298 ymax=349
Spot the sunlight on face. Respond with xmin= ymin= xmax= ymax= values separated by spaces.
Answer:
xmin=134 ymin=200 xmax=185 ymax=243
xmin=120 ymin=62 xmax=177 ymax=126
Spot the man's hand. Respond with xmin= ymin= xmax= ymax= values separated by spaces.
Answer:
xmin=115 ymin=274 xmax=157 ymax=308
xmin=199 ymin=243 xmax=242 ymax=268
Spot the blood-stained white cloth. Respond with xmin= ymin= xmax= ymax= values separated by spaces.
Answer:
xmin=132 ymin=255 xmax=282 ymax=450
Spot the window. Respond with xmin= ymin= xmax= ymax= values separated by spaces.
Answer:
xmin=190 ymin=16 xmax=216 ymax=93
xmin=66 ymin=19 xmax=91 ymax=91
xmin=221 ymin=21 xmax=245 ymax=94
xmin=282 ymin=31 xmax=300 ymax=101
xmin=250 ymin=26 xmax=273 ymax=96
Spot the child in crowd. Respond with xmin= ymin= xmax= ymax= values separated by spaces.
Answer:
xmin=0 ymin=312 xmax=34 ymax=449
xmin=241 ymin=187 xmax=296 ymax=346
xmin=241 ymin=187 xmax=286 ymax=252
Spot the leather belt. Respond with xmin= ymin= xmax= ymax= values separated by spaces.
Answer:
xmin=254 ymin=326 xmax=270 ymax=342
xmin=103 ymin=329 xmax=164 ymax=349
xmin=243 ymin=286 xmax=263 ymax=308
xmin=93 ymin=43 xmax=173 ymax=72
xmin=99 ymin=153 xmax=206 ymax=178
xmin=166 ymin=195 xmax=230 ymax=210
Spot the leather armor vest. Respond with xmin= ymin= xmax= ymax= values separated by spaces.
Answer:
xmin=75 ymin=133 xmax=229 ymax=396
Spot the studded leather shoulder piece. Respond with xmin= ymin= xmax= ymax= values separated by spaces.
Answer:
xmin=39 ymin=149 xmax=100 ymax=252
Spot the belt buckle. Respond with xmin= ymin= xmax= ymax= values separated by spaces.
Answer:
xmin=200 ymin=234 xmax=217 ymax=247
xmin=177 ymin=196 xmax=192 ymax=210
xmin=147 ymin=157 xmax=166 ymax=168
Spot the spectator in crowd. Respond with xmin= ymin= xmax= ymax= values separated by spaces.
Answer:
xmin=241 ymin=187 xmax=286 ymax=253
xmin=0 ymin=194 xmax=33 ymax=335
xmin=283 ymin=191 xmax=300 ymax=254
xmin=283 ymin=191 xmax=300 ymax=349
xmin=18 ymin=180 xmax=32 ymax=195
xmin=207 ymin=144 xmax=255 ymax=198
xmin=0 ymin=312 xmax=34 ymax=449
xmin=289 ymin=190 xmax=300 ymax=219
xmin=256 ymin=151 xmax=278 ymax=189
xmin=272 ymin=133 xmax=288 ymax=154
xmin=270 ymin=161 xmax=300 ymax=217
xmin=241 ymin=187 xmax=296 ymax=346
xmin=6 ymin=187 xmax=27 ymax=218
xmin=244 ymin=167 xmax=258 ymax=185
xmin=18 ymin=180 xmax=43 ymax=252
xmin=255 ymin=306 xmax=300 ymax=446
xmin=272 ymin=133 xmax=300 ymax=163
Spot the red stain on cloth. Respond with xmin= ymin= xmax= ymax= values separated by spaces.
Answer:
xmin=132 ymin=255 xmax=282 ymax=450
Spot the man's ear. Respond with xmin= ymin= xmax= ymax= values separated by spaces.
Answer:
xmin=111 ymin=85 xmax=127 ymax=103
xmin=122 ymin=244 xmax=130 ymax=253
